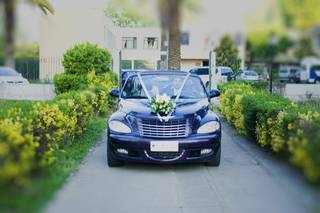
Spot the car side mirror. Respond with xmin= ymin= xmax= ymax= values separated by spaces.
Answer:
xmin=209 ymin=89 xmax=220 ymax=98
xmin=109 ymin=89 xmax=120 ymax=98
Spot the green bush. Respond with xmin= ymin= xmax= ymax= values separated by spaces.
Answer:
xmin=0 ymin=75 xmax=117 ymax=187
xmin=220 ymin=81 xmax=320 ymax=182
xmin=53 ymin=73 xmax=88 ymax=95
xmin=62 ymin=43 xmax=112 ymax=75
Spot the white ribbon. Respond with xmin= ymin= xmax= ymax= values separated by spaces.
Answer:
xmin=175 ymin=73 xmax=191 ymax=103
xmin=137 ymin=72 xmax=191 ymax=122
xmin=137 ymin=72 xmax=151 ymax=101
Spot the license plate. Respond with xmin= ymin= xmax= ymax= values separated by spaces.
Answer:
xmin=150 ymin=141 xmax=179 ymax=152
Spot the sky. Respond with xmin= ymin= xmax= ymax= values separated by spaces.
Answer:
xmin=17 ymin=0 xmax=267 ymax=43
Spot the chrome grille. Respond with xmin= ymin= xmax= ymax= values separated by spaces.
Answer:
xmin=138 ymin=118 xmax=188 ymax=138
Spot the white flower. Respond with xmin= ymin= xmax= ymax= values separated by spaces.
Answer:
xmin=157 ymin=94 xmax=170 ymax=102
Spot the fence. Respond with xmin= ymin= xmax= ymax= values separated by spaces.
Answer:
xmin=39 ymin=56 xmax=63 ymax=81
xmin=0 ymin=58 xmax=39 ymax=80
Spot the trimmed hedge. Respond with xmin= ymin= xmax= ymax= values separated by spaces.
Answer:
xmin=63 ymin=43 xmax=112 ymax=75
xmin=0 ymin=72 xmax=117 ymax=186
xmin=220 ymin=82 xmax=320 ymax=182
xmin=53 ymin=73 xmax=88 ymax=94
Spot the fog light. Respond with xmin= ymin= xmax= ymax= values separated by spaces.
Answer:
xmin=117 ymin=148 xmax=128 ymax=155
xmin=201 ymin=149 xmax=212 ymax=155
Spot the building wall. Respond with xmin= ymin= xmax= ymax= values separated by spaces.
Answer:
xmin=39 ymin=10 xmax=107 ymax=80
xmin=40 ymin=10 xmax=161 ymax=79
xmin=181 ymin=59 xmax=203 ymax=71
xmin=112 ymin=27 xmax=161 ymax=73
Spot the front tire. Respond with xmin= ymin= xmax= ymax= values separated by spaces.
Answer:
xmin=107 ymin=142 xmax=124 ymax=167
xmin=205 ymin=146 xmax=221 ymax=167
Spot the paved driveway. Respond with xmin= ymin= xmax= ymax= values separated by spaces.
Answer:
xmin=45 ymin=121 xmax=320 ymax=213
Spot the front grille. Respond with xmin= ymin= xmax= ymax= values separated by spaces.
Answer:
xmin=146 ymin=151 xmax=183 ymax=160
xmin=138 ymin=118 xmax=188 ymax=138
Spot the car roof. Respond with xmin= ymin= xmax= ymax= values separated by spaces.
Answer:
xmin=0 ymin=66 xmax=16 ymax=71
xmin=138 ymin=70 xmax=189 ymax=75
xmin=243 ymin=70 xmax=257 ymax=72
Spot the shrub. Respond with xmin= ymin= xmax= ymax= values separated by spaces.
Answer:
xmin=220 ymin=81 xmax=320 ymax=182
xmin=54 ymin=73 xmax=88 ymax=95
xmin=63 ymin=43 xmax=112 ymax=75
xmin=0 ymin=119 xmax=36 ymax=186
xmin=0 ymin=75 xmax=117 ymax=187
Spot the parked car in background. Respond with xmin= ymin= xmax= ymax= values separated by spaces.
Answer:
xmin=0 ymin=67 xmax=29 ymax=84
xmin=108 ymin=71 xmax=221 ymax=167
xmin=278 ymin=66 xmax=301 ymax=83
xmin=300 ymin=57 xmax=320 ymax=84
xmin=258 ymin=71 xmax=269 ymax=80
xmin=236 ymin=70 xmax=259 ymax=81
xmin=189 ymin=66 xmax=233 ymax=88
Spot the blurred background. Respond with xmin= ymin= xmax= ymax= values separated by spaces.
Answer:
xmin=0 ymin=0 xmax=320 ymax=97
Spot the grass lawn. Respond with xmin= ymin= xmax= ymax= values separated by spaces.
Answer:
xmin=0 ymin=117 xmax=107 ymax=213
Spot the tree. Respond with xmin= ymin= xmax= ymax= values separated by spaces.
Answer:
xmin=214 ymin=35 xmax=241 ymax=75
xmin=294 ymin=36 xmax=317 ymax=61
xmin=279 ymin=0 xmax=320 ymax=30
xmin=106 ymin=0 xmax=156 ymax=27
xmin=167 ymin=0 xmax=181 ymax=70
xmin=246 ymin=34 xmax=293 ymax=61
xmin=2 ymin=0 xmax=54 ymax=68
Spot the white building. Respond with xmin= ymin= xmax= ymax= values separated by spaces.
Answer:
xmin=39 ymin=6 xmax=160 ymax=80
xmin=39 ymin=0 xmax=245 ymax=80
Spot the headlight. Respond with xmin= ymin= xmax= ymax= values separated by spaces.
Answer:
xmin=109 ymin=120 xmax=131 ymax=133
xmin=197 ymin=121 xmax=220 ymax=134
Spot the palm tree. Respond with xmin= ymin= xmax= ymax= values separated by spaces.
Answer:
xmin=159 ymin=0 xmax=199 ymax=70
xmin=167 ymin=0 xmax=181 ymax=70
xmin=3 ymin=0 xmax=54 ymax=68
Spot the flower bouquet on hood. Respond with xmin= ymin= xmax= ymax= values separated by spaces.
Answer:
xmin=151 ymin=94 xmax=174 ymax=116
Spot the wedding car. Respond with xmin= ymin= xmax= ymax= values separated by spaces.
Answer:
xmin=107 ymin=71 xmax=221 ymax=167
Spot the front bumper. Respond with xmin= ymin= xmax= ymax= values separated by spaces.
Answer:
xmin=108 ymin=132 xmax=221 ymax=164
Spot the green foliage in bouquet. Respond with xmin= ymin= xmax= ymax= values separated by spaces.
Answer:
xmin=150 ymin=95 xmax=174 ymax=116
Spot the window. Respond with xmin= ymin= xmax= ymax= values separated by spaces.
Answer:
xmin=134 ymin=60 xmax=155 ymax=70
xmin=122 ymin=37 xmax=137 ymax=49
xmin=121 ymin=60 xmax=132 ymax=70
xmin=181 ymin=32 xmax=189 ymax=45
xmin=144 ymin=37 xmax=158 ymax=49
xmin=192 ymin=68 xmax=208 ymax=75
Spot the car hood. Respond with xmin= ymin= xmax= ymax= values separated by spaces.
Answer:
xmin=119 ymin=98 xmax=210 ymax=119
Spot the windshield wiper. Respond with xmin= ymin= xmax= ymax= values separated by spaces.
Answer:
xmin=171 ymin=95 xmax=192 ymax=99
xmin=125 ymin=96 xmax=148 ymax=99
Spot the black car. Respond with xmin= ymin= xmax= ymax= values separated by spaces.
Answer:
xmin=107 ymin=71 xmax=221 ymax=167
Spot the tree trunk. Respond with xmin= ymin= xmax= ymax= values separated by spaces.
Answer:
xmin=4 ymin=0 xmax=16 ymax=69
xmin=159 ymin=0 xmax=169 ymax=52
xmin=168 ymin=0 xmax=181 ymax=70
xmin=158 ymin=0 xmax=169 ymax=70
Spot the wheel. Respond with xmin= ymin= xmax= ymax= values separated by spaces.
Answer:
xmin=316 ymin=79 xmax=320 ymax=84
xmin=107 ymin=142 xmax=124 ymax=167
xmin=205 ymin=146 xmax=221 ymax=167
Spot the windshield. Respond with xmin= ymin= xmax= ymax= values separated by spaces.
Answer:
xmin=0 ymin=68 xmax=20 ymax=76
xmin=122 ymin=74 xmax=207 ymax=99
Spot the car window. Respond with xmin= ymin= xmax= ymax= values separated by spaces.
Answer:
xmin=249 ymin=71 xmax=257 ymax=76
xmin=290 ymin=69 xmax=298 ymax=74
xmin=197 ymin=68 xmax=209 ymax=75
xmin=122 ymin=75 xmax=147 ymax=98
xmin=279 ymin=69 xmax=288 ymax=73
xmin=122 ymin=74 xmax=207 ymax=99
xmin=0 ymin=68 xmax=20 ymax=76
